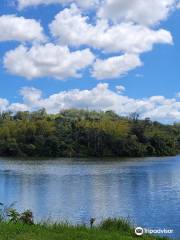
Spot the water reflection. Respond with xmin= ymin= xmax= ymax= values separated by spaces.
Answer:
xmin=0 ymin=156 xmax=180 ymax=238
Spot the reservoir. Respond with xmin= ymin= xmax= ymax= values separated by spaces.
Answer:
xmin=0 ymin=156 xmax=180 ymax=238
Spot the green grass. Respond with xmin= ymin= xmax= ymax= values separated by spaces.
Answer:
xmin=0 ymin=219 xmax=170 ymax=240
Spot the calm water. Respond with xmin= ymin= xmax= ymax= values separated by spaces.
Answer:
xmin=0 ymin=156 xmax=180 ymax=238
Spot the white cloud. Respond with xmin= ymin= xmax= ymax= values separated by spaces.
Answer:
xmin=4 ymin=43 xmax=95 ymax=80
xmin=92 ymin=54 xmax=142 ymax=79
xmin=9 ymin=103 xmax=29 ymax=112
xmin=0 ymin=15 xmax=45 ymax=42
xmin=98 ymin=0 xmax=177 ymax=26
xmin=50 ymin=5 xmax=173 ymax=54
xmin=4 ymin=84 xmax=180 ymax=122
xmin=20 ymin=87 xmax=42 ymax=104
xmin=8 ymin=87 xmax=42 ymax=112
xmin=0 ymin=1 xmax=176 ymax=81
xmin=18 ymin=0 xmax=99 ymax=9
xmin=17 ymin=0 xmax=179 ymax=26
xmin=116 ymin=85 xmax=126 ymax=94
xmin=0 ymin=99 xmax=9 ymax=112
xmin=176 ymin=92 xmax=180 ymax=97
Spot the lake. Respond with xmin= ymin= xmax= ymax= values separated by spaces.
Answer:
xmin=0 ymin=156 xmax=180 ymax=238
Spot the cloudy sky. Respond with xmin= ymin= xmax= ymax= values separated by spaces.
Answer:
xmin=0 ymin=0 xmax=180 ymax=122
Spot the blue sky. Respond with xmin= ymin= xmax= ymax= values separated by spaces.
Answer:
xmin=0 ymin=0 xmax=180 ymax=122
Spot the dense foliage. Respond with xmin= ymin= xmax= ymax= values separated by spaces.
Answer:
xmin=0 ymin=109 xmax=179 ymax=158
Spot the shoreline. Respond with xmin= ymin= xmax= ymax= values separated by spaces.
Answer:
xmin=0 ymin=154 xmax=179 ymax=161
xmin=0 ymin=218 xmax=171 ymax=240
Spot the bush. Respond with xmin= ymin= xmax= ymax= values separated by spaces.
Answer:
xmin=0 ymin=204 xmax=34 ymax=225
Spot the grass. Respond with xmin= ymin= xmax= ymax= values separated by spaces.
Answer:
xmin=0 ymin=218 xmax=170 ymax=240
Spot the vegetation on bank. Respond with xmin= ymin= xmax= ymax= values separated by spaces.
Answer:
xmin=0 ymin=221 xmax=170 ymax=240
xmin=0 ymin=109 xmax=179 ymax=158
xmin=0 ymin=204 xmax=169 ymax=240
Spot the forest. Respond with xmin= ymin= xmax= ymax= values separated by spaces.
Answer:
xmin=0 ymin=109 xmax=179 ymax=158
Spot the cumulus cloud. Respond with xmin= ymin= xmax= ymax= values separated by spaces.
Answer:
xmin=92 ymin=54 xmax=142 ymax=79
xmin=3 ymin=84 xmax=180 ymax=122
xmin=176 ymin=92 xmax=180 ymax=98
xmin=0 ymin=99 xmax=9 ymax=112
xmin=0 ymin=15 xmax=45 ymax=42
xmin=20 ymin=87 xmax=42 ymax=104
xmin=50 ymin=5 xmax=173 ymax=54
xmin=18 ymin=0 xmax=179 ymax=25
xmin=9 ymin=103 xmax=29 ymax=112
xmin=0 ymin=1 xmax=177 ymax=81
xmin=116 ymin=85 xmax=126 ymax=94
xmin=4 ymin=43 xmax=95 ymax=80
xmin=18 ymin=0 xmax=99 ymax=9
xmin=98 ymin=0 xmax=177 ymax=26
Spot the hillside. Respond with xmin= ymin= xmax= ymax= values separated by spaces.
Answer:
xmin=0 ymin=109 xmax=179 ymax=158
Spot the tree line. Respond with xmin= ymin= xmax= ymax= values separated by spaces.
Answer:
xmin=0 ymin=109 xmax=179 ymax=158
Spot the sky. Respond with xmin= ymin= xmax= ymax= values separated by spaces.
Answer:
xmin=0 ymin=0 xmax=180 ymax=123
